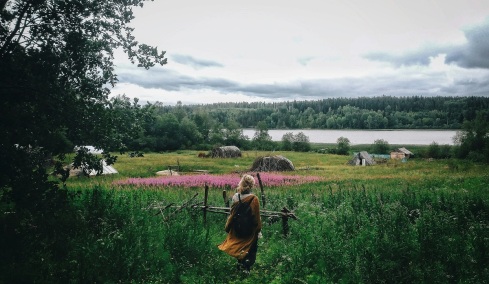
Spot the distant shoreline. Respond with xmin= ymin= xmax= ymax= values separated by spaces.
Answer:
xmin=242 ymin=129 xmax=458 ymax=145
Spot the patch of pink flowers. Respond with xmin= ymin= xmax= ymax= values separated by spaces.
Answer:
xmin=114 ymin=173 xmax=322 ymax=189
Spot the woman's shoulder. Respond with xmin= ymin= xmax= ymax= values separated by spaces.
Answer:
xmin=232 ymin=193 xmax=257 ymax=203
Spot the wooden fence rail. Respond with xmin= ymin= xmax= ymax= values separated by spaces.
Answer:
xmin=149 ymin=175 xmax=298 ymax=236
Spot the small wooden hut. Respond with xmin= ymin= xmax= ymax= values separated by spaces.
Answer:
xmin=390 ymin=147 xmax=414 ymax=160
xmin=250 ymin=155 xmax=295 ymax=172
xmin=211 ymin=146 xmax=242 ymax=158
xmin=348 ymin=151 xmax=375 ymax=166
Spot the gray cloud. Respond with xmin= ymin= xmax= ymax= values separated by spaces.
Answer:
xmin=364 ymin=46 xmax=448 ymax=67
xmin=439 ymin=78 xmax=489 ymax=96
xmin=170 ymin=54 xmax=224 ymax=69
xmin=365 ymin=17 xmax=489 ymax=70
xmin=445 ymin=19 xmax=489 ymax=69
xmin=117 ymin=65 xmax=489 ymax=101
xmin=118 ymin=68 xmax=233 ymax=91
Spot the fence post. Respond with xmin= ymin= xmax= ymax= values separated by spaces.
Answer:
xmin=257 ymin=173 xmax=266 ymax=208
xmin=222 ymin=189 xmax=229 ymax=207
xmin=281 ymin=207 xmax=290 ymax=237
xmin=204 ymin=184 xmax=209 ymax=223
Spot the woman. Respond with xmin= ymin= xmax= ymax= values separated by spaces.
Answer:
xmin=218 ymin=174 xmax=262 ymax=273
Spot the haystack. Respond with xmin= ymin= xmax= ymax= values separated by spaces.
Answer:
xmin=211 ymin=146 xmax=241 ymax=158
xmin=250 ymin=155 xmax=295 ymax=172
xmin=348 ymin=151 xmax=375 ymax=166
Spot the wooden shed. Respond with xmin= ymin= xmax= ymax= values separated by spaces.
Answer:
xmin=390 ymin=147 xmax=414 ymax=160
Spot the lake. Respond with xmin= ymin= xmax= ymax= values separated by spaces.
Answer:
xmin=242 ymin=129 xmax=459 ymax=145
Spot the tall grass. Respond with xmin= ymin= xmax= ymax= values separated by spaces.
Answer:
xmin=2 ymin=151 xmax=488 ymax=283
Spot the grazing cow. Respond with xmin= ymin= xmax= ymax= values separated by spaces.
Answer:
xmin=198 ymin=152 xmax=207 ymax=158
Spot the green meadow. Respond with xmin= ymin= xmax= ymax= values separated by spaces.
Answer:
xmin=4 ymin=151 xmax=489 ymax=283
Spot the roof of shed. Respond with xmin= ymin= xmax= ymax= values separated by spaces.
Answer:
xmin=397 ymin=147 xmax=414 ymax=155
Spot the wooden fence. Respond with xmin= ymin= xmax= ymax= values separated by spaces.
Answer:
xmin=151 ymin=173 xmax=298 ymax=236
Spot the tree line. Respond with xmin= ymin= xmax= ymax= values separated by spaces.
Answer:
xmin=110 ymin=96 xmax=488 ymax=154
xmin=171 ymin=96 xmax=489 ymax=130
xmin=101 ymin=95 xmax=489 ymax=164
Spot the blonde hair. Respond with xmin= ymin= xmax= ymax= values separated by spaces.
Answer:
xmin=237 ymin=174 xmax=255 ymax=193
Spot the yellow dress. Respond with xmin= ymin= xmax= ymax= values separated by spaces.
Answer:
xmin=218 ymin=194 xmax=262 ymax=260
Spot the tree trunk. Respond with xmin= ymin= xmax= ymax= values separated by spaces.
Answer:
xmin=0 ymin=1 xmax=31 ymax=58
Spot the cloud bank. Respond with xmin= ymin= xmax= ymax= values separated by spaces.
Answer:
xmin=365 ymin=18 xmax=489 ymax=69
xmin=112 ymin=7 xmax=489 ymax=105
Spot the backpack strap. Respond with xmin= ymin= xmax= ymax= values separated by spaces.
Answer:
xmin=238 ymin=194 xmax=254 ymax=204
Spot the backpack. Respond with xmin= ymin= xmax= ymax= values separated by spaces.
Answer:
xmin=231 ymin=195 xmax=255 ymax=238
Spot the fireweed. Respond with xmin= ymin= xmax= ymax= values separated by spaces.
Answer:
xmin=113 ymin=173 xmax=322 ymax=189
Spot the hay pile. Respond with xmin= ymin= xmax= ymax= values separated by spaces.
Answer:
xmin=250 ymin=155 xmax=295 ymax=172
xmin=211 ymin=146 xmax=241 ymax=158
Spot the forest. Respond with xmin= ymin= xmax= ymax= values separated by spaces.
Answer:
xmin=108 ymin=95 xmax=489 ymax=155
xmin=166 ymin=95 xmax=489 ymax=129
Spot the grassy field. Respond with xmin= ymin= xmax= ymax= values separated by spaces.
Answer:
xmin=3 ymin=150 xmax=489 ymax=283
xmin=67 ymin=150 xmax=488 ymax=191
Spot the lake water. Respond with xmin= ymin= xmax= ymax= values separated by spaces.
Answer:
xmin=242 ymin=129 xmax=459 ymax=145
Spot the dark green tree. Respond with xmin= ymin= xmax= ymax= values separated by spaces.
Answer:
xmin=153 ymin=113 xmax=181 ymax=151
xmin=454 ymin=111 xmax=489 ymax=162
xmin=223 ymin=119 xmax=249 ymax=149
xmin=336 ymin=136 xmax=351 ymax=155
xmin=372 ymin=139 xmax=390 ymax=154
xmin=426 ymin=142 xmax=441 ymax=159
xmin=180 ymin=117 xmax=203 ymax=149
xmin=0 ymin=1 xmax=166 ymax=281
xmin=252 ymin=121 xmax=276 ymax=150
xmin=292 ymin=132 xmax=311 ymax=152
xmin=281 ymin=132 xmax=295 ymax=151
xmin=192 ymin=111 xmax=214 ymax=143
xmin=1 ymin=0 xmax=167 ymax=175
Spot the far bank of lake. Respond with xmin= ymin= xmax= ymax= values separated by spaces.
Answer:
xmin=242 ymin=129 xmax=459 ymax=145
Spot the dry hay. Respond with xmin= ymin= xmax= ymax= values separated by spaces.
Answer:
xmin=250 ymin=155 xmax=295 ymax=172
xmin=211 ymin=146 xmax=241 ymax=158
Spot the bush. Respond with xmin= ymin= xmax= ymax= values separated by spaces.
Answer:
xmin=336 ymin=137 xmax=351 ymax=155
xmin=371 ymin=139 xmax=389 ymax=154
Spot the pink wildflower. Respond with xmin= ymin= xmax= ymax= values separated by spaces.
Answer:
xmin=114 ymin=173 xmax=321 ymax=189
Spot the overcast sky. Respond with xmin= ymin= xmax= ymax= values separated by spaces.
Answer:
xmin=111 ymin=0 xmax=489 ymax=105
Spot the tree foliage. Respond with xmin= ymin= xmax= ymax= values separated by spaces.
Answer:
xmin=336 ymin=136 xmax=351 ymax=155
xmin=454 ymin=111 xmax=489 ymax=162
xmin=168 ymin=96 xmax=489 ymax=130
xmin=1 ymin=0 xmax=166 ymax=152
xmin=0 ymin=0 xmax=167 ymax=183
xmin=252 ymin=121 xmax=275 ymax=150
xmin=1 ymin=1 xmax=167 ymax=279
xmin=281 ymin=132 xmax=311 ymax=152
xmin=372 ymin=139 xmax=390 ymax=154
xmin=111 ymin=96 xmax=489 ymax=153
